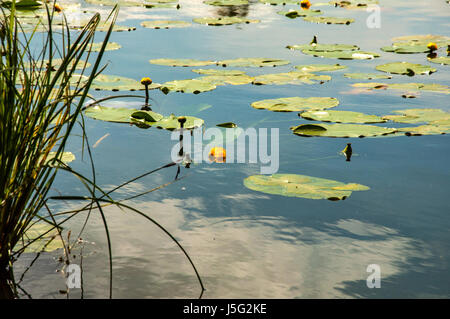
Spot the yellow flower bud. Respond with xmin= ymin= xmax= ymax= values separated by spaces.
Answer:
xmin=427 ymin=42 xmax=438 ymax=51
xmin=54 ymin=4 xmax=62 ymax=13
xmin=300 ymin=0 xmax=311 ymax=9
xmin=140 ymin=77 xmax=152 ymax=85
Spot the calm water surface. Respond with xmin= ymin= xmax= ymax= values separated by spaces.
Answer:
xmin=14 ymin=0 xmax=450 ymax=298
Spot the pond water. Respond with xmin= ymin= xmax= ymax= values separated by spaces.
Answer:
xmin=13 ymin=0 xmax=450 ymax=298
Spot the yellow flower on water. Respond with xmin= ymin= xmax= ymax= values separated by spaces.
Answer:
xmin=54 ymin=4 xmax=62 ymax=13
xmin=209 ymin=147 xmax=226 ymax=163
xmin=140 ymin=77 xmax=152 ymax=85
xmin=427 ymin=42 xmax=438 ymax=51
xmin=300 ymin=0 xmax=311 ymax=9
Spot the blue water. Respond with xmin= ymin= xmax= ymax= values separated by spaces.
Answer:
xmin=14 ymin=0 xmax=450 ymax=298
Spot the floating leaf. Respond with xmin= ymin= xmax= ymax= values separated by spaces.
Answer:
xmin=152 ymin=114 xmax=204 ymax=130
xmin=196 ymin=74 xmax=254 ymax=85
xmin=204 ymin=0 xmax=249 ymax=5
xmin=344 ymin=73 xmax=392 ymax=79
xmin=381 ymin=44 xmax=430 ymax=54
xmin=252 ymin=72 xmax=331 ymax=85
xmin=287 ymin=43 xmax=359 ymax=52
xmin=193 ymin=17 xmax=259 ymax=26
xmin=217 ymin=122 xmax=237 ymax=128
xmin=391 ymin=34 xmax=450 ymax=45
xmin=329 ymin=0 xmax=378 ymax=9
xmin=398 ymin=123 xmax=450 ymax=136
xmin=85 ymin=0 xmax=178 ymax=7
xmin=85 ymin=106 xmax=163 ymax=123
xmin=428 ymin=56 xmax=450 ymax=65
xmin=303 ymin=16 xmax=354 ymax=25
xmin=24 ymin=58 xmax=91 ymax=70
xmin=44 ymin=152 xmax=76 ymax=165
xmin=192 ymin=69 xmax=246 ymax=75
xmin=351 ymin=82 xmax=450 ymax=94
xmin=302 ymin=50 xmax=380 ymax=60
xmin=141 ymin=20 xmax=191 ymax=29
xmin=375 ymin=62 xmax=436 ymax=75
xmin=294 ymin=64 xmax=347 ymax=72
xmin=86 ymin=42 xmax=122 ymax=52
xmin=160 ymin=79 xmax=217 ymax=94
xmin=382 ymin=109 xmax=450 ymax=124
xmin=217 ymin=58 xmax=290 ymax=67
xmin=243 ymin=174 xmax=370 ymax=201
xmin=300 ymin=110 xmax=386 ymax=124
xmin=149 ymin=58 xmax=216 ymax=67
xmin=277 ymin=9 xmax=322 ymax=18
xmin=14 ymin=223 xmax=64 ymax=254
xmin=291 ymin=123 xmax=396 ymax=137
xmin=251 ymin=97 xmax=339 ymax=112
xmin=90 ymin=74 xmax=160 ymax=91
xmin=259 ymin=0 xmax=301 ymax=4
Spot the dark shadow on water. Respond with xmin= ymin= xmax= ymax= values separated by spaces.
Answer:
xmin=214 ymin=0 xmax=259 ymax=18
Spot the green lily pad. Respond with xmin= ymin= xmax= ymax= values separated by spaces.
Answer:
xmin=217 ymin=58 xmax=290 ymax=67
xmin=344 ymin=73 xmax=392 ymax=79
xmin=85 ymin=0 xmax=177 ymax=7
xmin=382 ymin=109 xmax=450 ymax=124
xmin=86 ymin=42 xmax=122 ymax=52
xmin=193 ymin=17 xmax=259 ymax=26
xmin=149 ymin=58 xmax=216 ymax=67
xmin=300 ymin=110 xmax=386 ymax=124
xmin=243 ymin=174 xmax=370 ymax=201
xmin=375 ymin=62 xmax=436 ymax=75
xmin=291 ymin=123 xmax=396 ymax=137
xmin=277 ymin=9 xmax=322 ymax=18
xmin=428 ymin=56 xmax=450 ymax=65
xmin=196 ymin=74 xmax=254 ymax=85
xmin=398 ymin=123 xmax=450 ymax=136
xmin=329 ymin=0 xmax=378 ymax=9
xmin=287 ymin=43 xmax=359 ymax=52
xmin=259 ymin=0 xmax=300 ymax=4
xmin=251 ymin=97 xmax=339 ymax=112
xmin=294 ymin=64 xmax=347 ymax=72
xmin=252 ymin=72 xmax=331 ymax=85
xmin=152 ymin=114 xmax=204 ymax=130
xmin=192 ymin=69 xmax=246 ymax=75
xmin=381 ymin=44 xmax=431 ymax=54
xmin=44 ymin=152 xmax=76 ymax=166
xmin=351 ymin=82 xmax=450 ymax=94
xmin=391 ymin=34 xmax=450 ymax=45
xmin=14 ymin=222 xmax=65 ymax=254
xmin=204 ymin=0 xmax=249 ymax=5
xmin=303 ymin=16 xmax=354 ymax=25
xmin=160 ymin=79 xmax=217 ymax=94
xmin=24 ymin=58 xmax=91 ymax=70
xmin=217 ymin=122 xmax=238 ymax=128
xmin=141 ymin=20 xmax=191 ymax=29
xmin=302 ymin=50 xmax=380 ymax=60
xmin=85 ymin=106 xmax=164 ymax=123
xmin=90 ymin=74 xmax=160 ymax=91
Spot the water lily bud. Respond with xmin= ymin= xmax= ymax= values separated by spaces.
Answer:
xmin=140 ymin=77 xmax=152 ymax=85
xmin=427 ymin=42 xmax=438 ymax=52
xmin=301 ymin=0 xmax=311 ymax=9
xmin=54 ymin=4 xmax=62 ymax=13
xmin=209 ymin=147 xmax=226 ymax=162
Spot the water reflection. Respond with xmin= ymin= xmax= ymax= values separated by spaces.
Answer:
xmin=14 ymin=197 xmax=431 ymax=298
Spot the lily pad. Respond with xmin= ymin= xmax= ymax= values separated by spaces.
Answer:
xmin=398 ymin=122 xmax=450 ymax=136
xmin=291 ymin=123 xmax=396 ymax=137
xmin=381 ymin=44 xmax=431 ymax=54
xmin=382 ymin=109 xmax=450 ymax=124
xmin=251 ymin=97 xmax=339 ymax=112
xmin=243 ymin=174 xmax=370 ymax=201
xmin=217 ymin=58 xmax=290 ymax=67
xmin=191 ymin=69 xmax=246 ymax=75
xmin=160 ymin=79 xmax=217 ymax=94
xmin=196 ymin=74 xmax=254 ymax=85
xmin=151 ymin=114 xmax=204 ymax=130
xmin=141 ymin=20 xmax=191 ymax=29
xmin=294 ymin=64 xmax=347 ymax=72
xmin=259 ymin=0 xmax=301 ymax=4
xmin=85 ymin=106 xmax=164 ymax=123
xmin=344 ymin=73 xmax=392 ymax=79
xmin=193 ymin=17 xmax=259 ymax=26
xmin=351 ymin=82 xmax=450 ymax=94
xmin=329 ymin=0 xmax=378 ymax=9
xmin=85 ymin=0 xmax=177 ymax=7
xmin=14 ymin=223 xmax=65 ymax=254
xmin=204 ymin=0 xmax=249 ymax=5
xmin=300 ymin=110 xmax=386 ymax=124
xmin=252 ymin=72 xmax=331 ymax=85
xmin=287 ymin=43 xmax=359 ymax=52
xmin=302 ymin=50 xmax=380 ymax=60
xmin=44 ymin=152 xmax=76 ymax=166
xmin=428 ymin=56 xmax=450 ymax=65
xmin=149 ymin=58 xmax=216 ymax=67
xmin=391 ymin=34 xmax=450 ymax=45
xmin=90 ymin=74 xmax=160 ymax=91
xmin=303 ymin=16 xmax=354 ymax=25
xmin=277 ymin=9 xmax=322 ymax=18
xmin=86 ymin=42 xmax=122 ymax=52
xmin=375 ymin=62 xmax=436 ymax=75
xmin=24 ymin=58 xmax=91 ymax=70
